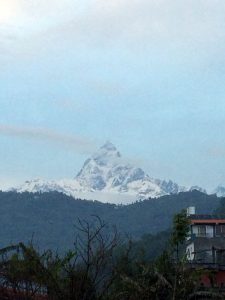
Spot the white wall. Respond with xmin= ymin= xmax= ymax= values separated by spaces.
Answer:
xmin=186 ymin=243 xmax=195 ymax=261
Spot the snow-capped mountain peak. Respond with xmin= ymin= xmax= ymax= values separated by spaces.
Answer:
xmin=73 ymin=142 xmax=188 ymax=200
xmin=100 ymin=141 xmax=119 ymax=152
xmin=76 ymin=142 xmax=148 ymax=193
xmin=9 ymin=142 xmax=200 ymax=204
xmin=92 ymin=141 xmax=121 ymax=164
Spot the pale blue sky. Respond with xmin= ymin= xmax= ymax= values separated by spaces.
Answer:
xmin=0 ymin=0 xmax=225 ymax=191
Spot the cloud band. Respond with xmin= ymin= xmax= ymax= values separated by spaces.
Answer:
xmin=0 ymin=124 xmax=96 ymax=154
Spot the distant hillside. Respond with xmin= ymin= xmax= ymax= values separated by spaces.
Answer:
xmin=0 ymin=190 xmax=220 ymax=251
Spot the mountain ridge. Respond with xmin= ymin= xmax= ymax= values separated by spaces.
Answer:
xmin=9 ymin=142 xmax=210 ymax=203
xmin=0 ymin=190 xmax=220 ymax=251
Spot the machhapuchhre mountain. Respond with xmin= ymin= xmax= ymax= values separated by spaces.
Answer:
xmin=9 ymin=141 xmax=222 ymax=203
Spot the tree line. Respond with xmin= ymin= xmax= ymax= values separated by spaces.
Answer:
xmin=0 ymin=211 xmax=223 ymax=300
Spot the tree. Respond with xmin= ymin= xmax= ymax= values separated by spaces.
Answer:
xmin=0 ymin=216 xmax=120 ymax=300
xmin=171 ymin=209 xmax=190 ymax=261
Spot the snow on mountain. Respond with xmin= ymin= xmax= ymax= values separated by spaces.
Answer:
xmin=75 ymin=141 xmax=185 ymax=198
xmin=9 ymin=141 xmax=192 ymax=204
xmin=13 ymin=178 xmax=82 ymax=195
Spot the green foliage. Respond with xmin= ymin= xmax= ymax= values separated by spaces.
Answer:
xmin=169 ymin=209 xmax=190 ymax=265
xmin=0 ymin=217 xmax=121 ymax=300
xmin=125 ymin=230 xmax=170 ymax=262
xmin=109 ymin=212 xmax=201 ymax=300
xmin=0 ymin=203 xmax=223 ymax=299
xmin=171 ymin=210 xmax=190 ymax=247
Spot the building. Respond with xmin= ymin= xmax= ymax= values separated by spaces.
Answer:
xmin=186 ymin=207 xmax=225 ymax=288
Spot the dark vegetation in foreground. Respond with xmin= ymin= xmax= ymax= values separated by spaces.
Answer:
xmin=0 ymin=190 xmax=220 ymax=251
xmin=0 ymin=191 xmax=223 ymax=299
xmin=0 ymin=212 xmax=220 ymax=300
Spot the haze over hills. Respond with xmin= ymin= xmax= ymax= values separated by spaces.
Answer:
xmin=9 ymin=141 xmax=224 ymax=203
xmin=0 ymin=190 xmax=221 ymax=251
xmin=214 ymin=185 xmax=225 ymax=197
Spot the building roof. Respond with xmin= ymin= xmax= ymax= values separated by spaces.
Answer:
xmin=189 ymin=214 xmax=225 ymax=224
xmin=190 ymin=215 xmax=225 ymax=220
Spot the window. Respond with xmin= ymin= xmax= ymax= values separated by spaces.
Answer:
xmin=221 ymin=225 xmax=225 ymax=234
xmin=197 ymin=225 xmax=206 ymax=237
xmin=216 ymin=224 xmax=225 ymax=236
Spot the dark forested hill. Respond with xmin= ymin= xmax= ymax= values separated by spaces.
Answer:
xmin=0 ymin=190 xmax=220 ymax=251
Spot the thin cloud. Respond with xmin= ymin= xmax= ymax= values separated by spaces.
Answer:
xmin=1 ymin=0 xmax=225 ymax=65
xmin=2 ymin=1 xmax=225 ymax=43
xmin=0 ymin=124 xmax=96 ymax=154
xmin=44 ymin=0 xmax=225 ymax=47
